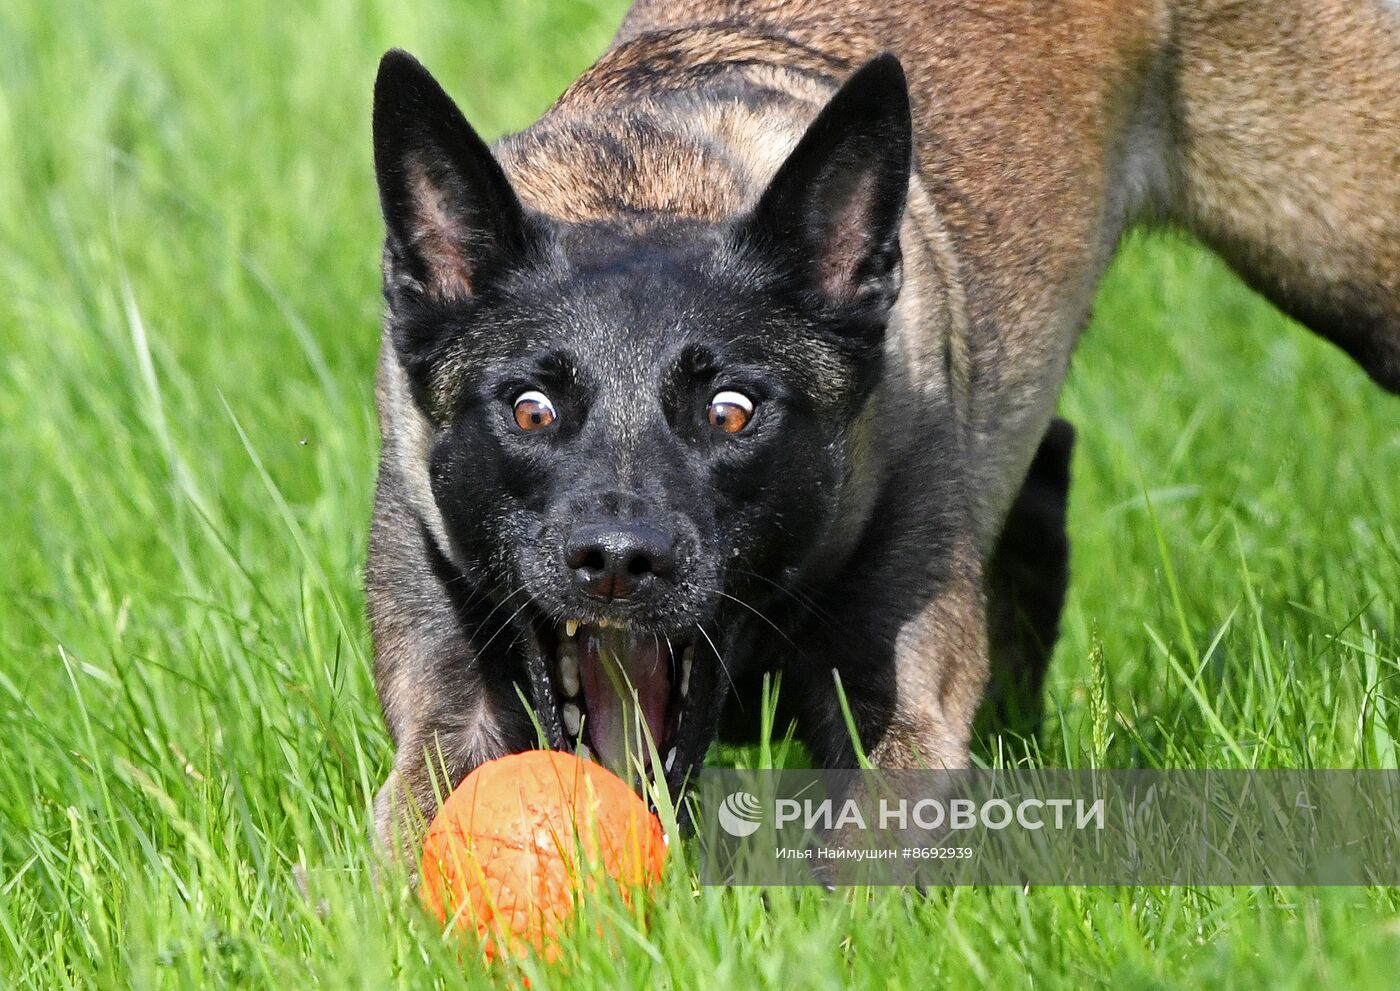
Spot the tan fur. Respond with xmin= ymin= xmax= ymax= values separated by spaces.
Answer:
xmin=1170 ymin=1 xmax=1400 ymax=384
xmin=504 ymin=0 xmax=1400 ymax=511
xmin=498 ymin=0 xmax=1400 ymax=773
xmin=871 ymin=533 xmax=988 ymax=769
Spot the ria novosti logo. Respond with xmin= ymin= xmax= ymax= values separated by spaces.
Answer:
xmin=716 ymin=789 xmax=1106 ymax=837
xmin=717 ymin=791 xmax=764 ymax=837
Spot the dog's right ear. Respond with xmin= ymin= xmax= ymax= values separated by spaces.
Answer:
xmin=373 ymin=50 xmax=533 ymax=307
xmin=738 ymin=54 xmax=912 ymax=343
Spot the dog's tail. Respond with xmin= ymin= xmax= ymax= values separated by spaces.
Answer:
xmin=1165 ymin=0 xmax=1400 ymax=391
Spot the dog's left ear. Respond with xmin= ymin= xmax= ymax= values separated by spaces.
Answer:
xmin=740 ymin=54 xmax=913 ymax=335
xmin=372 ymin=49 xmax=535 ymax=307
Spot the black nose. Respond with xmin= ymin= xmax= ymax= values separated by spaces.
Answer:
xmin=565 ymin=522 xmax=677 ymax=600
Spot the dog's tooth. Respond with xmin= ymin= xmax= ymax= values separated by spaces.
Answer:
xmin=557 ymin=642 xmax=581 ymax=697
xmin=564 ymin=619 xmax=579 ymax=638
xmin=681 ymin=647 xmax=693 ymax=697
xmin=562 ymin=702 xmax=581 ymax=737
xmin=598 ymin=617 xmax=611 ymax=629
xmin=665 ymin=748 xmax=677 ymax=772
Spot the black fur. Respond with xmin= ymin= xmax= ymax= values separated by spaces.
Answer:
xmin=981 ymin=417 xmax=1075 ymax=741
xmin=369 ymin=50 xmax=939 ymax=814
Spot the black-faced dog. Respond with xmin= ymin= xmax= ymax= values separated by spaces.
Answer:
xmin=366 ymin=0 xmax=1400 ymax=853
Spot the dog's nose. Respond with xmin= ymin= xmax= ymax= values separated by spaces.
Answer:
xmin=564 ymin=522 xmax=677 ymax=600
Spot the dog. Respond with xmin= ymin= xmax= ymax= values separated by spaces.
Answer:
xmin=366 ymin=0 xmax=1400 ymax=852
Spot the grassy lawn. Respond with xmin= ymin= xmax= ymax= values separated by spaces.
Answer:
xmin=3 ymin=1 xmax=1399 ymax=987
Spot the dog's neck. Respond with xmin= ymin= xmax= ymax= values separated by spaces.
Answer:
xmin=496 ymin=62 xmax=829 ymax=224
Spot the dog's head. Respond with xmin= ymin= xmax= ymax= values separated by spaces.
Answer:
xmin=371 ymin=50 xmax=912 ymax=787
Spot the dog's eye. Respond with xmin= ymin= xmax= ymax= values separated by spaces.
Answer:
xmin=513 ymin=390 xmax=557 ymax=431
xmin=706 ymin=390 xmax=754 ymax=434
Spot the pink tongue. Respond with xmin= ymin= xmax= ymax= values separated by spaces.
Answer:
xmin=578 ymin=628 xmax=671 ymax=778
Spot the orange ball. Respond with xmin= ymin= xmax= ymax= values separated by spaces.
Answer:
xmin=419 ymin=750 xmax=666 ymax=962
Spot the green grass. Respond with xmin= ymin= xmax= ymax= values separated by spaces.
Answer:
xmin=2 ymin=1 xmax=1399 ymax=987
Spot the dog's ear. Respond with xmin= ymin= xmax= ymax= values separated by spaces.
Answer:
xmin=373 ymin=50 xmax=534 ymax=306
xmin=740 ymin=54 xmax=912 ymax=336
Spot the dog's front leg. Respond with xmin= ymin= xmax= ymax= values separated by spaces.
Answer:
xmin=367 ymin=477 xmax=535 ymax=867
xmin=373 ymin=699 xmax=514 ymax=869
xmin=798 ymin=532 xmax=989 ymax=772
xmin=872 ymin=555 xmax=988 ymax=771
xmin=791 ymin=531 xmax=987 ymax=880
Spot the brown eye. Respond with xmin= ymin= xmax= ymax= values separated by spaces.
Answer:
xmin=706 ymin=390 xmax=754 ymax=434
xmin=513 ymin=390 xmax=557 ymax=431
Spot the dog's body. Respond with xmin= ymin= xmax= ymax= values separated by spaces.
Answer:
xmin=368 ymin=0 xmax=1400 ymax=848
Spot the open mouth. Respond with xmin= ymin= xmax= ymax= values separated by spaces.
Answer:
xmin=529 ymin=617 xmax=714 ymax=791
